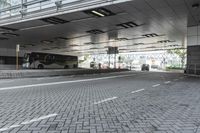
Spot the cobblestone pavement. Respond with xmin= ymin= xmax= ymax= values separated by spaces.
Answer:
xmin=0 ymin=71 xmax=199 ymax=133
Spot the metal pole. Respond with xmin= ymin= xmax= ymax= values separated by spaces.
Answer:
xmin=16 ymin=51 xmax=19 ymax=70
xmin=109 ymin=54 xmax=110 ymax=69
xmin=16 ymin=44 xmax=20 ymax=70
xmin=114 ymin=52 xmax=116 ymax=69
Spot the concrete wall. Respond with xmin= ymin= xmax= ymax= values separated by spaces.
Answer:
xmin=0 ymin=48 xmax=26 ymax=57
xmin=187 ymin=25 xmax=200 ymax=75
xmin=0 ymin=48 xmax=26 ymax=70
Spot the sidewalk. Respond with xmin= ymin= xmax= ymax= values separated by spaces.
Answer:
xmin=0 ymin=69 xmax=129 ymax=79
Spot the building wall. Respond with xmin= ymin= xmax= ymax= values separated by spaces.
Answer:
xmin=187 ymin=25 xmax=200 ymax=75
xmin=0 ymin=48 xmax=26 ymax=70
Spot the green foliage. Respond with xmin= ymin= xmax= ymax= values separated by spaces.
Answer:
xmin=167 ymin=48 xmax=187 ymax=68
xmin=78 ymin=55 xmax=90 ymax=64
xmin=167 ymin=49 xmax=186 ymax=58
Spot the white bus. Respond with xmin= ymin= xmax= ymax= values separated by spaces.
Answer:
xmin=23 ymin=52 xmax=78 ymax=69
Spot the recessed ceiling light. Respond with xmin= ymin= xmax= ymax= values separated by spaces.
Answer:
xmin=157 ymin=40 xmax=173 ymax=43
xmin=86 ymin=29 xmax=104 ymax=34
xmin=115 ymin=38 xmax=129 ymax=41
xmin=91 ymin=10 xmax=105 ymax=17
xmin=142 ymin=33 xmax=158 ymax=38
xmin=116 ymin=21 xmax=139 ymax=29
xmin=133 ymin=43 xmax=144 ymax=45
xmin=41 ymin=17 xmax=69 ymax=24
xmin=84 ymin=8 xmax=115 ymax=17
xmin=55 ymin=37 xmax=69 ymax=41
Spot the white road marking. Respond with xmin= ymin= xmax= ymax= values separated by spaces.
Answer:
xmin=0 ymin=74 xmax=135 ymax=91
xmin=0 ymin=114 xmax=57 ymax=132
xmin=0 ymin=124 xmax=20 ymax=131
xmin=131 ymin=89 xmax=145 ymax=94
xmin=36 ymin=76 xmax=63 ymax=80
xmin=94 ymin=97 xmax=118 ymax=105
xmin=164 ymin=81 xmax=171 ymax=84
xmin=152 ymin=84 xmax=160 ymax=87
xmin=21 ymin=114 xmax=57 ymax=125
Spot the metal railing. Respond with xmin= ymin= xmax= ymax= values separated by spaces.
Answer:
xmin=186 ymin=64 xmax=200 ymax=75
xmin=0 ymin=0 xmax=120 ymax=25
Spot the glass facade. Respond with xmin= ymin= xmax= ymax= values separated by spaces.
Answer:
xmin=0 ymin=0 xmax=21 ymax=8
xmin=0 ymin=0 xmax=10 ymax=9
xmin=0 ymin=0 xmax=114 ymax=19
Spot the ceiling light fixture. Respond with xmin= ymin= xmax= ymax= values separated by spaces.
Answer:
xmin=55 ymin=37 xmax=69 ymax=41
xmin=116 ymin=21 xmax=139 ymax=29
xmin=115 ymin=38 xmax=129 ymax=41
xmin=86 ymin=29 xmax=104 ymax=34
xmin=157 ymin=40 xmax=174 ymax=43
xmin=142 ymin=33 xmax=158 ymax=38
xmin=41 ymin=17 xmax=69 ymax=24
xmin=84 ymin=8 xmax=115 ymax=17
xmin=91 ymin=10 xmax=105 ymax=17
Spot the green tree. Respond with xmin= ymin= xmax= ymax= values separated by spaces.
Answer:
xmin=167 ymin=48 xmax=187 ymax=68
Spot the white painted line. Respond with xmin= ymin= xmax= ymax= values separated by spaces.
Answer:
xmin=21 ymin=114 xmax=57 ymax=125
xmin=94 ymin=97 xmax=118 ymax=105
xmin=0 ymin=114 xmax=57 ymax=132
xmin=0 ymin=124 xmax=20 ymax=132
xmin=131 ymin=89 xmax=145 ymax=94
xmin=152 ymin=84 xmax=160 ymax=87
xmin=164 ymin=81 xmax=171 ymax=84
xmin=0 ymin=74 xmax=135 ymax=91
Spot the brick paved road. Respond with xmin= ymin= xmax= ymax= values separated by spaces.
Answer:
xmin=0 ymin=71 xmax=199 ymax=133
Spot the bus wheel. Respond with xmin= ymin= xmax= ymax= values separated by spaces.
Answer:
xmin=64 ymin=65 xmax=69 ymax=69
xmin=38 ymin=64 xmax=44 ymax=69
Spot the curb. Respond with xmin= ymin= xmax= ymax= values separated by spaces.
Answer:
xmin=0 ymin=69 xmax=129 ymax=79
xmin=184 ymin=74 xmax=200 ymax=78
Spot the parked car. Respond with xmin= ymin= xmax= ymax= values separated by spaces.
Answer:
xmin=141 ymin=64 xmax=150 ymax=71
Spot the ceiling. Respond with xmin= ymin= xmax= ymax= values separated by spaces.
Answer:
xmin=0 ymin=0 xmax=200 ymax=56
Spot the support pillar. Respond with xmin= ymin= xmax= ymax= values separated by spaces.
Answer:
xmin=187 ymin=25 xmax=200 ymax=75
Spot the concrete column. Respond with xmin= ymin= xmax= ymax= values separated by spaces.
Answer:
xmin=187 ymin=25 xmax=200 ymax=75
